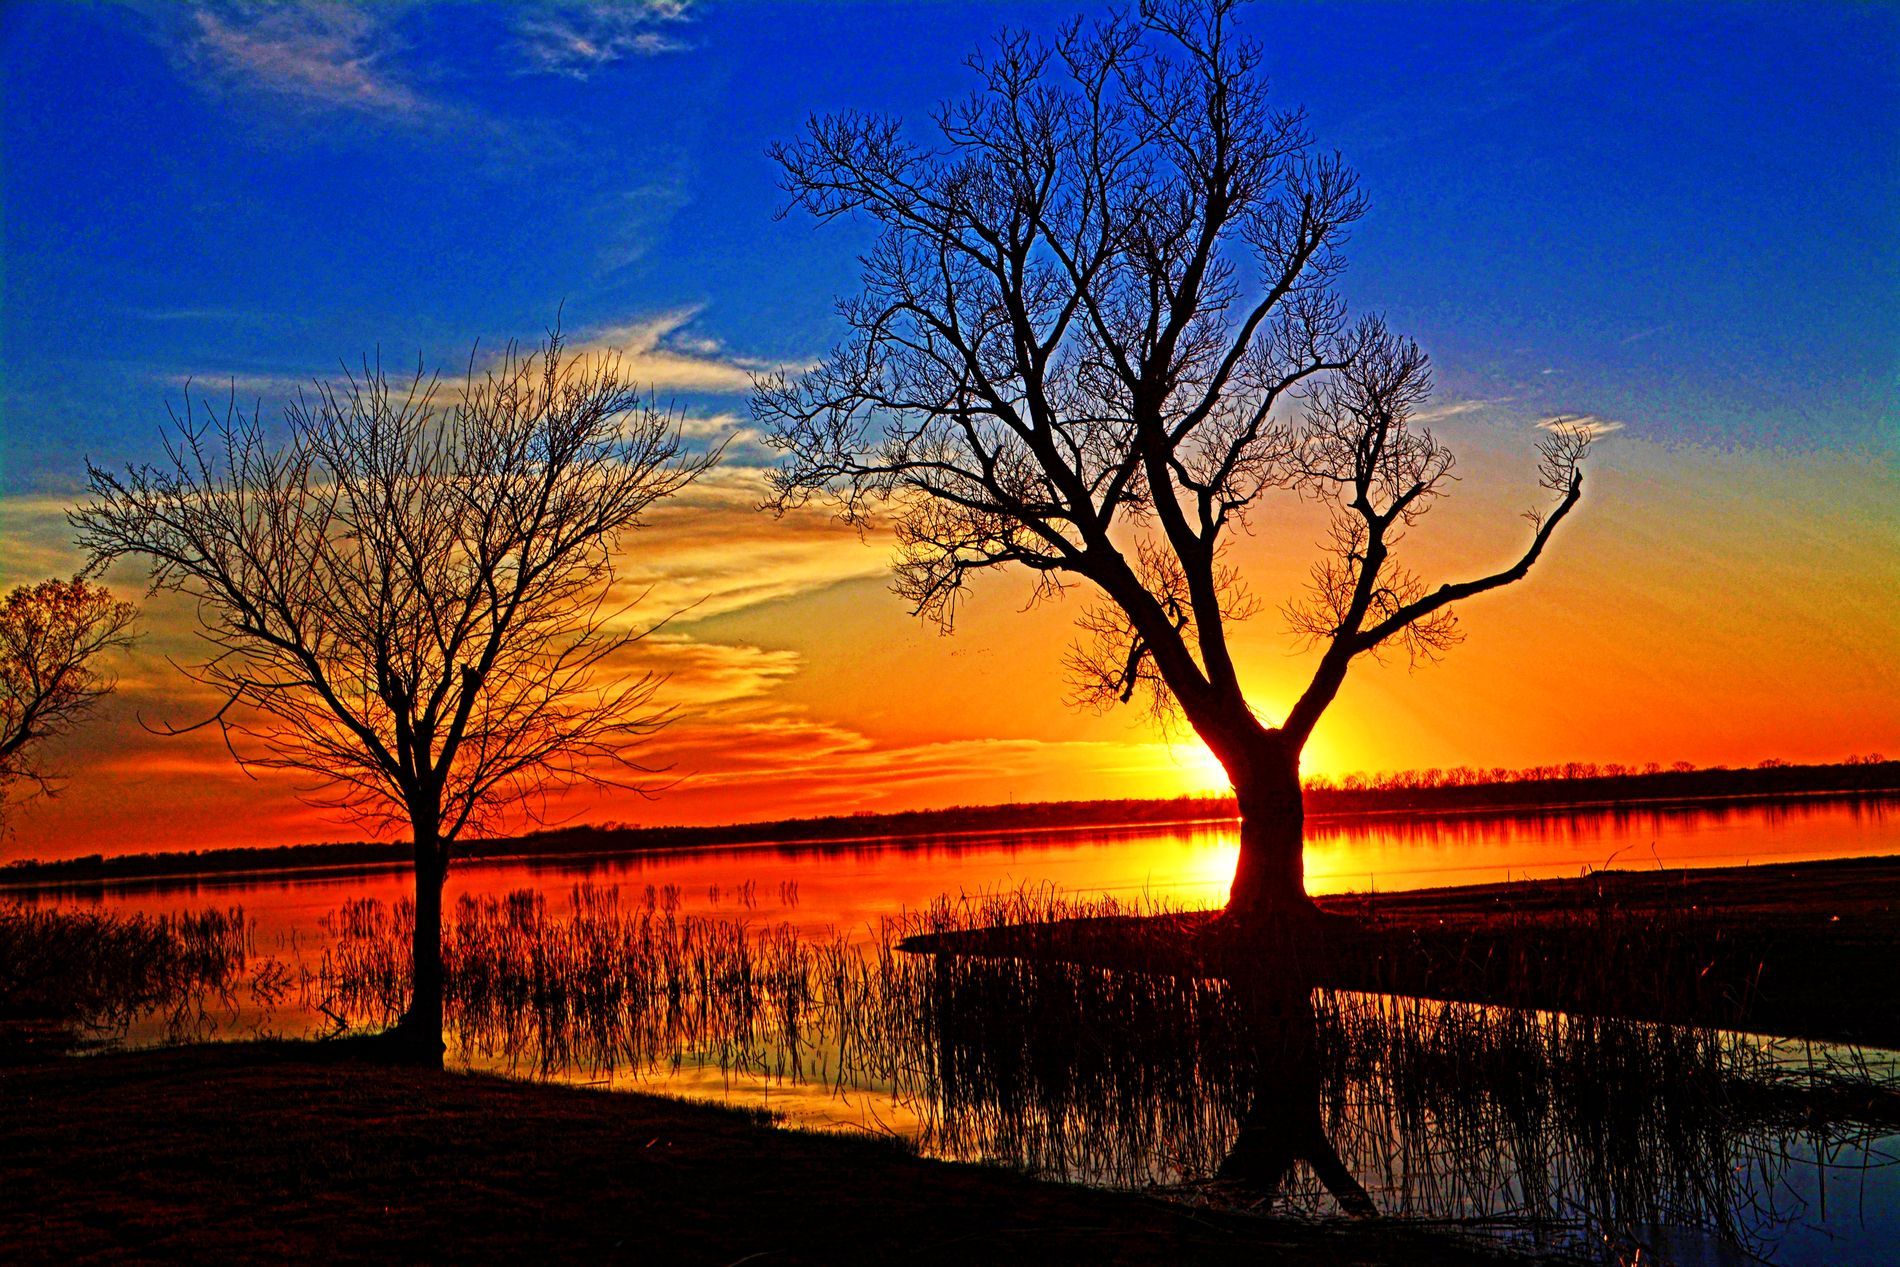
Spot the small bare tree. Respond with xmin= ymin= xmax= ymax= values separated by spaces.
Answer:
xmin=73 ymin=331 xmax=717 ymax=1059
xmin=0 ymin=577 xmax=139 ymax=812
xmin=756 ymin=0 xmax=1592 ymax=920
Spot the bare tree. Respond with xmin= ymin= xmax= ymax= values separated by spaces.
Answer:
xmin=755 ymin=0 xmax=1592 ymax=920
xmin=73 ymin=331 xmax=718 ymax=1060
xmin=0 ymin=577 xmax=139 ymax=812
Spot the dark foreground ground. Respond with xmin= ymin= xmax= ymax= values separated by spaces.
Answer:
xmin=0 ymin=1042 xmax=1530 ymax=1266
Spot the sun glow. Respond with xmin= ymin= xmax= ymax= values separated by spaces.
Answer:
xmin=1155 ymin=727 xmax=1361 ymax=800
xmin=1165 ymin=739 xmax=1232 ymax=794
xmin=1298 ymin=732 xmax=1356 ymax=785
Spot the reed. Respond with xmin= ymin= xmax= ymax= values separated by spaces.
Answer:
xmin=0 ymin=901 xmax=266 ymax=1043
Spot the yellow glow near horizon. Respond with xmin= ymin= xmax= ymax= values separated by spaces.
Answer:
xmin=1163 ymin=739 xmax=1230 ymax=795
xmin=1155 ymin=728 xmax=1356 ymax=797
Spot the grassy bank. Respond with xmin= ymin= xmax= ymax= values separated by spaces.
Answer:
xmin=0 ymin=1042 xmax=1534 ymax=1265
xmin=905 ymin=854 xmax=1900 ymax=1049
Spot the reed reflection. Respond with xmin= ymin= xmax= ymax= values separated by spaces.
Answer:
xmin=916 ymin=937 xmax=1895 ymax=1261
xmin=0 ymin=902 xmax=285 ymax=1048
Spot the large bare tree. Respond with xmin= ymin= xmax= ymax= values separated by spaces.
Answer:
xmin=0 ymin=577 xmax=139 ymax=812
xmin=756 ymin=0 xmax=1592 ymax=919
xmin=74 ymin=331 xmax=717 ymax=1059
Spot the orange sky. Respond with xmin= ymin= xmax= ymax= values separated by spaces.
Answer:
xmin=2 ymin=409 xmax=1896 ymax=862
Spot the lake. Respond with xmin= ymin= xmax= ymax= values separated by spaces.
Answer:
xmin=20 ymin=795 xmax=1900 ymax=1264
xmin=32 ymin=795 xmax=1898 ymax=946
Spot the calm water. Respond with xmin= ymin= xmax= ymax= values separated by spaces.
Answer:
xmin=21 ymin=796 xmax=1900 ymax=1264
xmin=31 ymin=796 xmax=1898 ymax=947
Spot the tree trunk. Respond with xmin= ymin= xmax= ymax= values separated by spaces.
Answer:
xmin=390 ymin=836 xmax=448 ymax=1067
xmin=1226 ymin=735 xmax=1309 ymax=918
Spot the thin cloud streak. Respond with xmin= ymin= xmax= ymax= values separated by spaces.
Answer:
xmin=162 ymin=371 xmax=312 ymax=400
xmin=573 ymin=308 xmax=799 ymax=395
xmin=1538 ymin=413 xmax=1627 ymax=438
xmin=514 ymin=2 xmax=692 ymax=79
xmin=1412 ymin=398 xmax=1505 ymax=424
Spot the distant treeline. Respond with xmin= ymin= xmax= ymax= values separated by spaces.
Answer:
xmin=5 ymin=756 xmax=1894 ymax=889
xmin=1301 ymin=754 xmax=1893 ymax=814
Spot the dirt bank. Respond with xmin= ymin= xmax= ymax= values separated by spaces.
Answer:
xmin=0 ymin=1042 xmax=1534 ymax=1265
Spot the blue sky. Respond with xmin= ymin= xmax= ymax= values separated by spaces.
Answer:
xmin=3 ymin=0 xmax=1895 ymax=496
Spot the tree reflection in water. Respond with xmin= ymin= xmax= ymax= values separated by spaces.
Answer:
xmin=1218 ymin=970 xmax=1375 ymax=1214
xmin=308 ymin=887 xmax=1898 ymax=1262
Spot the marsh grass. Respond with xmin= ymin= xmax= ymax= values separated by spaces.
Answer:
xmin=16 ymin=885 xmax=1886 ymax=1261
xmin=0 ymin=901 xmax=272 ymax=1045
xmin=297 ymin=882 xmax=1899 ymax=1261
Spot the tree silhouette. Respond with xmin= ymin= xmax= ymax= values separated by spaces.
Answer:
xmin=0 ymin=577 xmax=138 ymax=813
xmin=73 ymin=330 xmax=716 ymax=1061
xmin=756 ymin=0 xmax=1592 ymax=918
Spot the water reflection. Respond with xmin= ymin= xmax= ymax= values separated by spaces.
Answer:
xmin=22 ymin=798 xmax=1893 ymax=939
xmin=16 ymin=796 xmax=1899 ymax=1263
xmin=0 ymin=903 xmax=289 ymax=1050
xmin=1218 ymin=971 xmax=1375 ymax=1214
xmin=283 ymin=886 xmax=1897 ymax=1264
xmin=910 ymin=932 xmax=1898 ymax=1263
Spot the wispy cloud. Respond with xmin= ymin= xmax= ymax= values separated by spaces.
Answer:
xmin=595 ymin=174 xmax=695 ymax=272
xmin=163 ymin=370 xmax=313 ymax=400
xmin=188 ymin=4 xmax=434 ymax=119
xmin=149 ymin=305 xmax=792 ymax=413
xmin=1412 ymin=398 xmax=1506 ymax=424
xmin=630 ymin=634 xmax=803 ymax=709
xmin=515 ymin=2 xmax=691 ymax=79
xmin=122 ymin=305 xmax=255 ymax=324
xmin=631 ymin=719 xmax=1233 ymax=825
xmin=0 ymin=494 xmax=90 ymax=588
xmin=1620 ymin=323 xmax=1671 ymax=346
xmin=605 ymin=464 xmax=889 ymax=622
xmin=1538 ymin=413 xmax=1627 ymax=439
xmin=574 ymin=308 xmax=796 ymax=395
xmin=670 ymin=411 xmax=780 ymax=462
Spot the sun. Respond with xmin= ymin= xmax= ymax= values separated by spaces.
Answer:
xmin=1166 ymin=739 xmax=1232 ymax=793
xmin=1161 ymin=729 xmax=1360 ymax=796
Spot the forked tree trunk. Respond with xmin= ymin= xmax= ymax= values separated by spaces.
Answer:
xmin=390 ymin=831 xmax=448 ymax=1067
xmin=1225 ymin=735 xmax=1309 ymax=918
